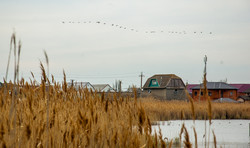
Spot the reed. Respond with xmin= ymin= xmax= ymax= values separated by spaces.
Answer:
xmin=141 ymin=98 xmax=250 ymax=121
xmin=0 ymin=76 xmax=168 ymax=147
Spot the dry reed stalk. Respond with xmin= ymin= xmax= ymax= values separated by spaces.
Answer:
xmin=63 ymin=70 xmax=67 ymax=93
xmin=168 ymin=139 xmax=173 ymax=148
xmin=158 ymin=127 xmax=166 ymax=148
xmin=186 ymin=89 xmax=195 ymax=122
xmin=183 ymin=125 xmax=191 ymax=148
xmin=154 ymin=131 xmax=158 ymax=148
xmin=193 ymin=127 xmax=198 ymax=148
xmin=6 ymin=32 xmax=23 ymax=147
xmin=43 ymin=50 xmax=50 ymax=148
xmin=212 ymin=130 xmax=217 ymax=148
xmin=179 ymin=123 xmax=185 ymax=147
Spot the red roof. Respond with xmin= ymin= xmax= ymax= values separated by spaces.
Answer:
xmin=186 ymin=84 xmax=199 ymax=93
xmin=229 ymin=84 xmax=250 ymax=93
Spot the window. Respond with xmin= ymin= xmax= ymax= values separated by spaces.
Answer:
xmin=174 ymin=89 xmax=177 ymax=94
xmin=194 ymin=91 xmax=197 ymax=96
xmin=230 ymin=92 xmax=233 ymax=96
xmin=201 ymin=92 xmax=203 ymax=96
xmin=149 ymin=79 xmax=159 ymax=87
xmin=208 ymin=92 xmax=212 ymax=96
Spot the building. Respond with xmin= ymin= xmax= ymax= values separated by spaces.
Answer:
xmin=186 ymin=84 xmax=198 ymax=96
xmin=229 ymin=84 xmax=250 ymax=96
xmin=191 ymin=82 xmax=238 ymax=101
xmin=92 ymin=84 xmax=115 ymax=92
xmin=237 ymin=95 xmax=250 ymax=102
xmin=68 ymin=82 xmax=94 ymax=91
xmin=142 ymin=74 xmax=187 ymax=100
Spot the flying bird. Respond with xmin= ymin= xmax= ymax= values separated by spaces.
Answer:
xmin=96 ymin=21 xmax=100 ymax=23
xmin=62 ymin=21 xmax=65 ymax=23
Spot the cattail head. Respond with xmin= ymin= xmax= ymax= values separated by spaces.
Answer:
xmin=183 ymin=125 xmax=191 ymax=148
xmin=63 ymin=70 xmax=67 ymax=93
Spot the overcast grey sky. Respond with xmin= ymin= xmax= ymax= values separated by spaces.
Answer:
xmin=1 ymin=0 xmax=250 ymax=89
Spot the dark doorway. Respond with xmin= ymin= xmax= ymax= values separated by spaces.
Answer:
xmin=221 ymin=90 xmax=223 ymax=98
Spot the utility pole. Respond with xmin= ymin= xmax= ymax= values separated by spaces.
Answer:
xmin=139 ymin=72 xmax=145 ymax=91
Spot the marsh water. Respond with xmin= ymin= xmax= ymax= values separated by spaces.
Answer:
xmin=152 ymin=120 xmax=250 ymax=148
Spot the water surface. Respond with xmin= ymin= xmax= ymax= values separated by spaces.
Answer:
xmin=152 ymin=120 xmax=250 ymax=148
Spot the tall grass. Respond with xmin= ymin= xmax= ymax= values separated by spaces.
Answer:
xmin=141 ymin=98 xmax=250 ymax=121
xmin=1 ymin=76 xmax=182 ymax=147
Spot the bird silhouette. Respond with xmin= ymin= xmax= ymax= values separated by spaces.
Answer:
xmin=62 ymin=21 xmax=65 ymax=23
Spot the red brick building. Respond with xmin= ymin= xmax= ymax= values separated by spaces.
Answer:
xmin=191 ymin=82 xmax=238 ymax=101
xmin=230 ymin=84 xmax=250 ymax=96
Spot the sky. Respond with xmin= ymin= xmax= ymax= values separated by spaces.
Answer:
xmin=0 ymin=0 xmax=250 ymax=90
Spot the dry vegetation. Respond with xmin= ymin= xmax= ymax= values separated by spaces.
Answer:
xmin=0 ymin=77 xmax=166 ymax=147
xmin=141 ymin=98 xmax=250 ymax=121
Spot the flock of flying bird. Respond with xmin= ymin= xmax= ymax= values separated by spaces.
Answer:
xmin=61 ymin=21 xmax=213 ymax=35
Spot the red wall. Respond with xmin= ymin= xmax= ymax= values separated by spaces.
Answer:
xmin=192 ymin=89 xmax=237 ymax=101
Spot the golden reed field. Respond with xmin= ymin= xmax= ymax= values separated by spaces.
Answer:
xmin=0 ymin=76 xmax=169 ymax=148
xmin=141 ymin=98 xmax=250 ymax=121
xmin=1 ymin=77 xmax=250 ymax=147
